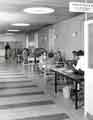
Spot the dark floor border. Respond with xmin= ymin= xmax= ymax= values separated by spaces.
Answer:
xmin=0 ymin=100 xmax=55 ymax=109
xmin=0 ymin=91 xmax=45 ymax=98
xmin=15 ymin=113 xmax=69 ymax=120
xmin=0 ymin=80 xmax=32 ymax=84
xmin=0 ymin=84 xmax=38 ymax=89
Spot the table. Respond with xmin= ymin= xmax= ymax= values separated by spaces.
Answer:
xmin=50 ymin=66 xmax=84 ymax=109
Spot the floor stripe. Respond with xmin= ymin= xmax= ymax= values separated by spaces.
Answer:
xmin=0 ymin=91 xmax=45 ymax=98
xmin=0 ymin=104 xmax=65 ymax=120
xmin=0 ymin=76 xmax=27 ymax=79
xmin=0 ymin=87 xmax=42 ymax=94
xmin=0 ymin=100 xmax=54 ymax=109
xmin=0 ymin=80 xmax=32 ymax=84
xmin=15 ymin=113 xmax=69 ymax=120
xmin=0 ymin=78 xmax=31 ymax=82
xmin=0 ymin=81 xmax=33 ymax=88
xmin=0 ymin=95 xmax=53 ymax=105
xmin=0 ymin=72 xmax=24 ymax=75
xmin=0 ymin=85 xmax=38 ymax=89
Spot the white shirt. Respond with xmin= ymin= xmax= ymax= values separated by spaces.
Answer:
xmin=75 ymin=56 xmax=85 ymax=71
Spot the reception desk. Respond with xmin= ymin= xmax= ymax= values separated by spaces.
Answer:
xmin=48 ymin=66 xmax=84 ymax=109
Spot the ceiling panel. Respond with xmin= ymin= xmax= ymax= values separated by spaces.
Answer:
xmin=0 ymin=0 xmax=84 ymax=33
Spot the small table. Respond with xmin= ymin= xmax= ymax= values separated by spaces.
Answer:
xmin=50 ymin=66 xmax=84 ymax=109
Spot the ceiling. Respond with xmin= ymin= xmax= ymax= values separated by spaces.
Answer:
xmin=0 ymin=0 xmax=90 ymax=33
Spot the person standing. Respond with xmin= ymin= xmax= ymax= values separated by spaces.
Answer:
xmin=22 ymin=48 xmax=28 ymax=64
xmin=5 ymin=42 xmax=11 ymax=60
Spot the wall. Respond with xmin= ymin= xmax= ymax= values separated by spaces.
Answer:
xmin=12 ymin=33 xmax=26 ymax=48
xmin=37 ymin=15 xmax=84 ymax=59
xmin=54 ymin=15 xmax=84 ymax=59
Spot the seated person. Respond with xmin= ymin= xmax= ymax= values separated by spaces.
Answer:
xmin=72 ymin=50 xmax=79 ymax=66
xmin=43 ymin=52 xmax=47 ymax=61
xmin=47 ymin=52 xmax=55 ymax=65
xmin=72 ymin=50 xmax=84 ymax=75
xmin=57 ymin=50 xmax=63 ymax=62
xmin=54 ymin=50 xmax=64 ymax=66
xmin=39 ymin=52 xmax=48 ymax=70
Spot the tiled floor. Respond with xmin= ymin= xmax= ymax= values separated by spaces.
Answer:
xmin=0 ymin=63 xmax=88 ymax=120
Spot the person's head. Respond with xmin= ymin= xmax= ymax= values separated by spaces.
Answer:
xmin=48 ymin=52 xmax=54 ymax=58
xmin=56 ymin=50 xmax=62 ymax=57
xmin=72 ymin=50 xmax=79 ymax=60
xmin=72 ymin=50 xmax=77 ymax=56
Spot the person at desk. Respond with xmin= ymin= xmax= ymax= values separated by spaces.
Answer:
xmin=72 ymin=50 xmax=84 ymax=75
xmin=72 ymin=50 xmax=79 ymax=66
xmin=47 ymin=52 xmax=55 ymax=65
xmin=54 ymin=50 xmax=64 ymax=67
xmin=56 ymin=50 xmax=63 ymax=62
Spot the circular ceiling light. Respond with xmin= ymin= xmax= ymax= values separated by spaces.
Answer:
xmin=12 ymin=23 xmax=30 ymax=26
xmin=24 ymin=7 xmax=55 ymax=14
xmin=8 ymin=30 xmax=21 ymax=32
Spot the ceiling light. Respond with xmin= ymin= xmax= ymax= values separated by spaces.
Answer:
xmin=24 ymin=7 xmax=55 ymax=14
xmin=8 ymin=30 xmax=21 ymax=32
xmin=12 ymin=23 xmax=30 ymax=26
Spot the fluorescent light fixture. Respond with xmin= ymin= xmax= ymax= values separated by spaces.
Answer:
xmin=8 ymin=30 xmax=21 ymax=32
xmin=24 ymin=7 xmax=55 ymax=14
xmin=12 ymin=23 xmax=30 ymax=26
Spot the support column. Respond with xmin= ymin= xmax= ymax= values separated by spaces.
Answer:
xmin=26 ymin=34 xmax=29 ymax=48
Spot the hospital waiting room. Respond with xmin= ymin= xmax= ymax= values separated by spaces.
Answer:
xmin=0 ymin=0 xmax=92 ymax=120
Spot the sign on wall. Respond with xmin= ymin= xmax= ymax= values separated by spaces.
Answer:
xmin=69 ymin=2 xmax=93 ymax=13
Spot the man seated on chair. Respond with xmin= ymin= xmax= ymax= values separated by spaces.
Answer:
xmin=72 ymin=50 xmax=79 ymax=66
xmin=72 ymin=50 xmax=85 ymax=75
